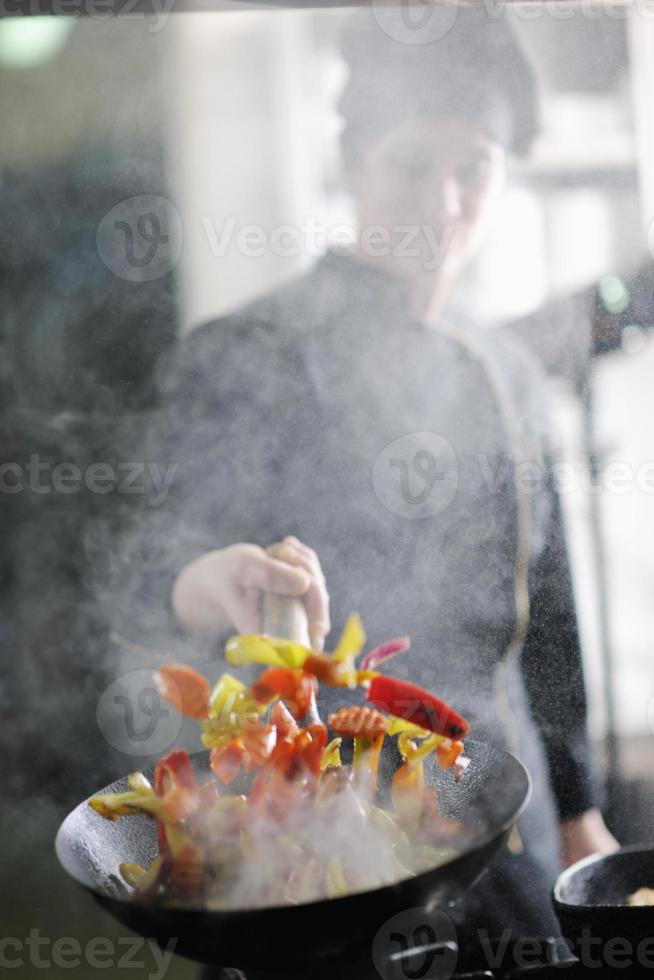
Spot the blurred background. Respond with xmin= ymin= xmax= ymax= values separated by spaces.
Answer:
xmin=1 ymin=4 xmax=654 ymax=977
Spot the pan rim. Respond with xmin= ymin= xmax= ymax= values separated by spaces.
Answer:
xmin=553 ymin=842 xmax=654 ymax=911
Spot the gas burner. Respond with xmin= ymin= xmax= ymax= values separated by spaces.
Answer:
xmin=206 ymin=938 xmax=575 ymax=980
xmin=204 ymin=929 xmax=654 ymax=980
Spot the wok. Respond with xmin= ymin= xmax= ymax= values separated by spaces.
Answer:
xmin=56 ymin=739 xmax=530 ymax=970
xmin=553 ymin=844 xmax=654 ymax=959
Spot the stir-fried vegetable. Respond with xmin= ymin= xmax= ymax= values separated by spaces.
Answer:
xmin=90 ymin=613 xmax=469 ymax=908
xmin=153 ymin=665 xmax=211 ymax=720
xmin=328 ymin=706 xmax=388 ymax=739
xmin=366 ymin=674 xmax=470 ymax=739
xmin=360 ymin=636 xmax=410 ymax=672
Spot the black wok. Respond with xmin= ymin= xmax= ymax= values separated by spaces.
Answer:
xmin=56 ymin=739 xmax=529 ymax=970
xmin=553 ymin=844 xmax=654 ymax=961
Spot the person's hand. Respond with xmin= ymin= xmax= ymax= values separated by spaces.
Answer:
xmin=559 ymin=807 xmax=620 ymax=869
xmin=171 ymin=538 xmax=330 ymax=650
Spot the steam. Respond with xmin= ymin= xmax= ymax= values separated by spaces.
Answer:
xmin=209 ymin=791 xmax=407 ymax=910
xmin=193 ymin=767 xmax=458 ymax=911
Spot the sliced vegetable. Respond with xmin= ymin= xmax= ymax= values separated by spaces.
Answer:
xmin=325 ymin=855 xmax=349 ymax=898
xmin=360 ymin=636 xmax=410 ymax=672
xmin=201 ymin=673 xmax=265 ymax=748
xmin=353 ymin=732 xmax=385 ymax=794
xmin=125 ymin=854 xmax=171 ymax=897
xmin=391 ymin=754 xmax=425 ymax=835
xmin=225 ymin=634 xmax=309 ymax=670
xmin=330 ymin=613 xmax=365 ymax=664
xmin=153 ymin=665 xmax=211 ymax=720
xmin=242 ymin=723 xmax=277 ymax=771
xmin=328 ymin=706 xmax=388 ymax=739
xmin=154 ymin=750 xmax=199 ymax=826
xmin=435 ymin=738 xmax=465 ymax=769
xmin=301 ymin=723 xmax=328 ymax=776
xmin=250 ymin=667 xmax=318 ymax=721
xmin=208 ymin=673 xmax=246 ymax=720
xmin=387 ymin=716 xmax=435 ymax=738
xmin=89 ymin=787 xmax=164 ymax=822
xmin=397 ymin=730 xmax=440 ymax=762
xmin=303 ymin=653 xmax=349 ymax=686
xmin=320 ymin=737 xmax=342 ymax=771
xmin=210 ymin=741 xmax=245 ymax=784
xmin=270 ymin=700 xmax=299 ymax=739
xmin=155 ymin=749 xmax=196 ymax=792
xmin=119 ymin=862 xmax=148 ymax=888
xmin=266 ymin=637 xmax=313 ymax=669
xmin=367 ymin=675 xmax=469 ymax=739
xmin=162 ymin=821 xmax=194 ymax=859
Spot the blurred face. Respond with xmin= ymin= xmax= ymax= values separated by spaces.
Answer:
xmin=351 ymin=116 xmax=507 ymax=317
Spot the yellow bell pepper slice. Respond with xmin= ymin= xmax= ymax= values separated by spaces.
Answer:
xmin=225 ymin=635 xmax=285 ymax=668
xmin=397 ymin=730 xmax=442 ymax=762
xmin=326 ymin=856 xmax=349 ymax=898
xmin=225 ymin=634 xmax=311 ymax=670
xmin=330 ymin=613 xmax=366 ymax=664
xmin=320 ymin=737 xmax=343 ymax=770
xmin=89 ymin=779 xmax=165 ymax=822
xmin=208 ymin=673 xmax=246 ymax=718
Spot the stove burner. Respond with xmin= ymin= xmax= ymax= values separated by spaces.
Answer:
xmin=207 ymin=933 xmax=654 ymax=980
xmin=206 ymin=938 xmax=567 ymax=980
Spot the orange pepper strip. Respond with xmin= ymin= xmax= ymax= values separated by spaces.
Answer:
xmin=303 ymin=653 xmax=345 ymax=685
xmin=154 ymin=664 xmax=211 ymax=720
xmin=251 ymin=667 xmax=318 ymax=721
xmin=270 ymin=700 xmax=299 ymax=739
xmin=436 ymin=738 xmax=465 ymax=769
xmin=301 ymin=724 xmax=328 ymax=776
xmin=242 ymin=724 xmax=277 ymax=772
xmin=210 ymin=741 xmax=245 ymax=785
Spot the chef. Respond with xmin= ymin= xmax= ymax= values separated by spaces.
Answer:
xmin=135 ymin=8 xmax=618 ymax=970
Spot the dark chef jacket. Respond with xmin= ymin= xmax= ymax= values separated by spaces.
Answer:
xmin=132 ymin=251 xmax=601 ymax=959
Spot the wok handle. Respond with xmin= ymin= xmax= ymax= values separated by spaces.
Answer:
xmin=262 ymin=542 xmax=310 ymax=646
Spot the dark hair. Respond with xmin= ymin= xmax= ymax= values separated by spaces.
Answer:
xmin=339 ymin=7 xmax=540 ymax=169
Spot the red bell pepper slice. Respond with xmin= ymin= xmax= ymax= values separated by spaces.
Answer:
xmin=154 ymin=750 xmax=198 ymax=851
xmin=155 ymin=750 xmax=197 ymax=793
xmin=367 ymin=675 xmax=469 ymax=739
